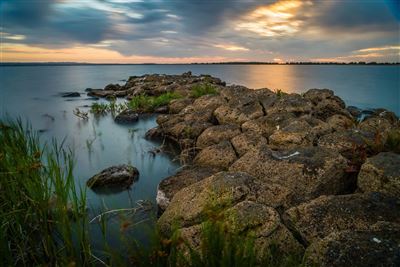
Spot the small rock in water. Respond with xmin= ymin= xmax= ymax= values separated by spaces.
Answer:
xmin=61 ymin=92 xmax=80 ymax=97
xmin=115 ymin=110 xmax=139 ymax=124
xmin=87 ymin=164 xmax=139 ymax=189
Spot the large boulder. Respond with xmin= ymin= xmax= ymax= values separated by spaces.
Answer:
xmin=241 ymin=112 xmax=296 ymax=137
xmin=326 ymin=114 xmax=355 ymax=132
xmin=194 ymin=141 xmax=237 ymax=170
xmin=230 ymin=146 xmax=352 ymax=207
xmin=283 ymin=193 xmax=400 ymax=245
xmin=304 ymin=222 xmax=400 ymax=267
xmin=303 ymin=89 xmax=349 ymax=120
xmin=86 ymin=165 xmax=139 ymax=189
xmin=114 ymin=110 xmax=139 ymax=124
xmin=266 ymin=94 xmax=313 ymax=116
xmin=358 ymin=152 xmax=400 ymax=197
xmin=156 ymin=166 xmax=217 ymax=213
xmin=196 ymin=124 xmax=241 ymax=149
xmin=168 ymin=98 xmax=193 ymax=114
xmin=178 ymin=201 xmax=304 ymax=258
xmin=158 ymin=172 xmax=260 ymax=235
xmin=231 ymin=132 xmax=268 ymax=157
xmin=268 ymin=120 xmax=314 ymax=149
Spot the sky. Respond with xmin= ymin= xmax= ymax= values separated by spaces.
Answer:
xmin=1 ymin=0 xmax=399 ymax=63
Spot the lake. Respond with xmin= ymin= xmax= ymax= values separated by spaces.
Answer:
xmin=0 ymin=64 xmax=399 ymax=249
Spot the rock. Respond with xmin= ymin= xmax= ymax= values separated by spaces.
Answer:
xmin=87 ymin=89 xmax=115 ymax=98
xmin=283 ymin=192 xmax=400 ymax=245
xmin=87 ymin=164 xmax=139 ymax=189
xmin=114 ymin=110 xmax=139 ymax=124
xmin=358 ymin=152 xmax=400 ymax=197
xmin=304 ymin=222 xmax=400 ymax=267
xmin=156 ymin=166 xmax=218 ymax=214
xmin=317 ymin=129 xmax=374 ymax=159
xmin=61 ymin=92 xmax=80 ymax=97
xmin=230 ymin=146 xmax=353 ymax=207
xmin=326 ymin=114 xmax=355 ymax=131
xmin=158 ymin=172 xmax=263 ymax=235
xmin=194 ymin=141 xmax=238 ymax=170
xmin=191 ymin=95 xmax=226 ymax=112
xmin=104 ymin=83 xmax=121 ymax=91
xmin=145 ymin=127 xmax=164 ymax=140
xmin=241 ymin=112 xmax=296 ymax=137
xmin=196 ymin=124 xmax=241 ymax=149
xmin=231 ymin=132 xmax=268 ymax=157
xmin=267 ymin=94 xmax=313 ymax=116
xmin=268 ymin=120 xmax=314 ymax=149
xmin=168 ymin=98 xmax=193 ymax=114
xmin=358 ymin=116 xmax=393 ymax=134
xmin=347 ymin=106 xmax=362 ymax=118
xmin=178 ymin=201 xmax=304 ymax=258
xmin=154 ymin=105 xmax=168 ymax=113
xmin=303 ymin=89 xmax=348 ymax=120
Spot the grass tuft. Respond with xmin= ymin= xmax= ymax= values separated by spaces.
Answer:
xmin=128 ymin=92 xmax=181 ymax=112
xmin=190 ymin=83 xmax=218 ymax=98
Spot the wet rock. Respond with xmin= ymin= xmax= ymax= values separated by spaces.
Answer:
xmin=87 ymin=164 xmax=139 ymax=189
xmin=196 ymin=124 xmax=241 ymax=149
xmin=230 ymin=146 xmax=352 ymax=207
xmin=358 ymin=152 xmax=400 ymax=197
xmin=87 ymin=89 xmax=115 ymax=98
xmin=104 ymin=83 xmax=121 ymax=91
xmin=194 ymin=141 xmax=238 ymax=169
xmin=231 ymin=132 xmax=268 ymax=157
xmin=304 ymin=222 xmax=400 ymax=267
xmin=145 ymin=127 xmax=164 ymax=140
xmin=156 ymin=166 xmax=217 ymax=213
xmin=114 ymin=110 xmax=139 ymax=124
xmin=154 ymin=105 xmax=168 ymax=113
xmin=283 ymin=192 xmax=400 ymax=245
xmin=158 ymin=171 xmax=261 ymax=235
xmin=347 ymin=106 xmax=362 ymax=118
xmin=61 ymin=92 xmax=80 ymax=97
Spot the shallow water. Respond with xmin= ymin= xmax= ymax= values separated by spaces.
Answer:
xmin=0 ymin=64 xmax=399 ymax=249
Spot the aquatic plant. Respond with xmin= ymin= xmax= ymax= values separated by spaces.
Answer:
xmin=190 ymin=83 xmax=218 ymax=98
xmin=90 ymin=102 xmax=108 ymax=114
xmin=0 ymin=118 xmax=91 ymax=266
xmin=128 ymin=92 xmax=181 ymax=112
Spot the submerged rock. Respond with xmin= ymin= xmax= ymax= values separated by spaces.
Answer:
xmin=61 ymin=92 xmax=80 ymax=97
xmin=358 ymin=152 xmax=400 ymax=197
xmin=87 ymin=164 xmax=139 ymax=189
xmin=114 ymin=110 xmax=139 ymax=124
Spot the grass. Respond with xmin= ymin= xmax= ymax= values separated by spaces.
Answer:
xmin=190 ymin=83 xmax=218 ymax=98
xmin=0 ymin=118 xmax=90 ymax=266
xmin=128 ymin=92 xmax=181 ymax=112
xmin=90 ymin=101 xmax=127 ymax=115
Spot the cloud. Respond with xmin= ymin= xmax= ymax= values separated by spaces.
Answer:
xmin=1 ymin=0 xmax=399 ymax=62
xmin=214 ymin=44 xmax=249 ymax=51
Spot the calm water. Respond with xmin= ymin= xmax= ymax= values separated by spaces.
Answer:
xmin=0 ymin=64 xmax=399 ymax=248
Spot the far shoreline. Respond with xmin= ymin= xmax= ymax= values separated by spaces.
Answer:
xmin=1 ymin=62 xmax=399 ymax=67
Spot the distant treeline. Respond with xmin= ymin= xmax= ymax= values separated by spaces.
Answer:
xmin=1 ymin=61 xmax=399 ymax=66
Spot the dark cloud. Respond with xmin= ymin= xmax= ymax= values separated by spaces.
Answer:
xmin=1 ymin=0 xmax=399 ymax=61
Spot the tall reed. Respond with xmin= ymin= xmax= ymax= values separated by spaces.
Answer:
xmin=0 ymin=118 xmax=91 ymax=266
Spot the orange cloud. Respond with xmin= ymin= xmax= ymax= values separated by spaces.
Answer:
xmin=0 ymin=43 xmax=235 ymax=63
xmin=236 ymin=0 xmax=312 ymax=37
xmin=214 ymin=44 xmax=249 ymax=51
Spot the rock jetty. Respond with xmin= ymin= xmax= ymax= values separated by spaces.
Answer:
xmin=90 ymin=72 xmax=400 ymax=266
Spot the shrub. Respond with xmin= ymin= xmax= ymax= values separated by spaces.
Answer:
xmin=190 ymin=83 xmax=218 ymax=98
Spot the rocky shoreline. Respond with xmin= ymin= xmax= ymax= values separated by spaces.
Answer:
xmin=86 ymin=72 xmax=400 ymax=266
